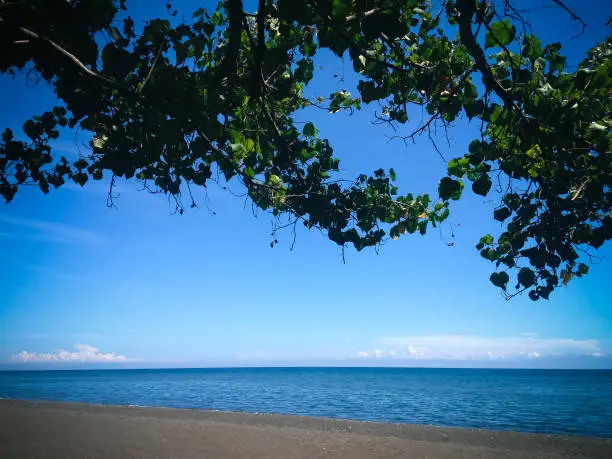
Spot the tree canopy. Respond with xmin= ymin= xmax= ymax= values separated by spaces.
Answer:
xmin=1 ymin=0 xmax=610 ymax=300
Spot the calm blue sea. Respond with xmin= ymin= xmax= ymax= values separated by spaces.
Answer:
xmin=1 ymin=367 xmax=611 ymax=437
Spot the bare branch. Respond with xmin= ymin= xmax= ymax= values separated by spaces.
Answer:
xmin=456 ymin=0 xmax=519 ymax=111
xmin=0 ymin=16 xmax=119 ymax=88
xmin=571 ymin=179 xmax=590 ymax=201
xmin=106 ymin=175 xmax=119 ymax=208
xmin=217 ymin=0 xmax=244 ymax=86
xmin=551 ymin=0 xmax=586 ymax=37
xmin=139 ymin=42 xmax=165 ymax=93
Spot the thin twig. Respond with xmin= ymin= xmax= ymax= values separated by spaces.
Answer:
xmin=551 ymin=0 xmax=586 ymax=37
xmin=571 ymin=179 xmax=590 ymax=201
xmin=139 ymin=42 xmax=164 ymax=93
xmin=345 ymin=8 xmax=379 ymax=23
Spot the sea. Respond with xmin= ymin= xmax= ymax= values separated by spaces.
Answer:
xmin=1 ymin=367 xmax=611 ymax=437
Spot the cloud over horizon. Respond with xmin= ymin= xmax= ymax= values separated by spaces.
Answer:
xmin=11 ymin=344 xmax=134 ymax=363
xmin=356 ymin=334 xmax=604 ymax=360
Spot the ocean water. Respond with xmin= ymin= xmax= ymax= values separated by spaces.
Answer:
xmin=1 ymin=367 xmax=611 ymax=437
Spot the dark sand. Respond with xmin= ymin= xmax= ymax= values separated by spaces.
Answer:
xmin=1 ymin=399 xmax=611 ymax=458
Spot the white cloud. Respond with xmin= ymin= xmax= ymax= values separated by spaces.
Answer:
xmin=357 ymin=349 xmax=398 ymax=359
xmin=11 ymin=344 xmax=134 ymax=363
xmin=377 ymin=335 xmax=603 ymax=360
xmin=486 ymin=352 xmax=504 ymax=360
xmin=0 ymin=216 xmax=103 ymax=244
xmin=407 ymin=346 xmax=427 ymax=357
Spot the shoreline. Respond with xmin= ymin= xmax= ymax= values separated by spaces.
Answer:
xmin=2 ymin=399 xmax=612 ymax=458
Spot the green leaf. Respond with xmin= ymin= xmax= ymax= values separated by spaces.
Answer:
xmin=73 ymin=172 xmax=88 ymax=186
xmin=92 ymin=136 xmax=107 ymax=149
xmin=268 ymin=174 xmax=283 ymax=188
xmin=2 ymin=128 xmax=13 ymax=143
xmin=211 ymin=11 xmax=223 ymax=25
xmin=481 ymin=248 xmax=499 ymax=261
xmin=588 ymin=122 xmax=607 ymax=132
xmin=447 ymin=157 xmax=469 ymax=177
xmin=577 ymin=263 xmax=589 ymax=275
xmin=522 ymin=35 xmax=542 ymax=60
xmin=52 ymin=106 xmax=67 ymax=117
xmin=463 ymin=99 xmax=484 ymax=119
xmin=438 ymin=177 xmax=463 ymax=200
xmin=243 ymin=167 xmax=255 ymax=179
xmin=303 ymin=122 xmax=317 ymax=137
xmin=295 ymin=58 xmax=314 ymax=83
xmin=468 ymin=140 xmax=483 ymax=154
xmin=244 ymin=138 xmax=256 ymax=153
xmin=481 ymin=234 xmax=494 ymax=245
xmin=476 ymin=234 xmax=494 ymax=250
xmin=73 ymin=159 xmax=88 ymax=170
xmin=490 ymin=271 xmax=510 ymax=289
xmin=536 ymin=83 xmax=554 ymax=97
xmin=503 ymin=193 xmax=521 ymax=211
xmin=494 ymin=207 xmax=512 ymax=222
xmin=301 ymin=36 xmax=316 ymax=57
xmin=230 ymin=143 xmax=245 ymax=153
xmin=389 ymin=168 xmax=396 ymax=181
xmin=548 ymin=51 xmax=565 ymax=73
xmin=464 ymin=80 xmax=477 ymax=99
xmin=472 ymin=175 xmax=492 ymax=196
xmin=332 ymin=0 xmax=352 ymax=19
xmin=357 ymin=81 xmax=384 ymax=103
xmin=23 ymin=120 xmax=38 ymax=140
xmin=175 ymin=43 xmax=188 ymax=64
xmin=299 ymin=148 xmax=317 ymax=161
xmin=517 ymin=267 xmax=536 ymax=288
xmin=38 ymin=178 xmax=50 ymax=194
xmin=485 ymin=20 xmax=516 ymax=49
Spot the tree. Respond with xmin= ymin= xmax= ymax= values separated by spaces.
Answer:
xmin=1 ymin=0 xmax=610 ymax=300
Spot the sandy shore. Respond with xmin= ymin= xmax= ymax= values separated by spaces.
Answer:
xmin=1 ymin=399 xmax=611 ymax=458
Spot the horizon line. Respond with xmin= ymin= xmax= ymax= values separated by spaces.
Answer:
xmin=2 ymin=365 xmax=611 ymax=372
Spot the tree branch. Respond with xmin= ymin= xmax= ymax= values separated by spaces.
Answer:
xmin=0 ymin=16 xmax=119 ymax=88
xmin=253 ymin=0 xmax=266 ymax=97
xmin=139 ymin=41 xmax=164 ymax=93
xmin=551 ymin=0 xmax=586 ymax=37
xmin=456 ymin=0 xmax=515 ymax=109
xmin=219 ymin=0 xmax=244 ymax=86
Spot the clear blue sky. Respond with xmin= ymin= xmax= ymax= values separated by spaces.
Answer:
xmin=1 ymin=1 xmax=610 ymax=369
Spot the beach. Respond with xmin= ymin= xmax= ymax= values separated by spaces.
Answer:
xmin=1 ymin=399 xmax=611 ymax=458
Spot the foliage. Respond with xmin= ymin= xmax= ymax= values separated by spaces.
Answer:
xmin=0 ymin=0 xmax=610 ymax=300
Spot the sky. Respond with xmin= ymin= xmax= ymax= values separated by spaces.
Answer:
xmin=1 ymin=1 xmax=611 ymax=370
